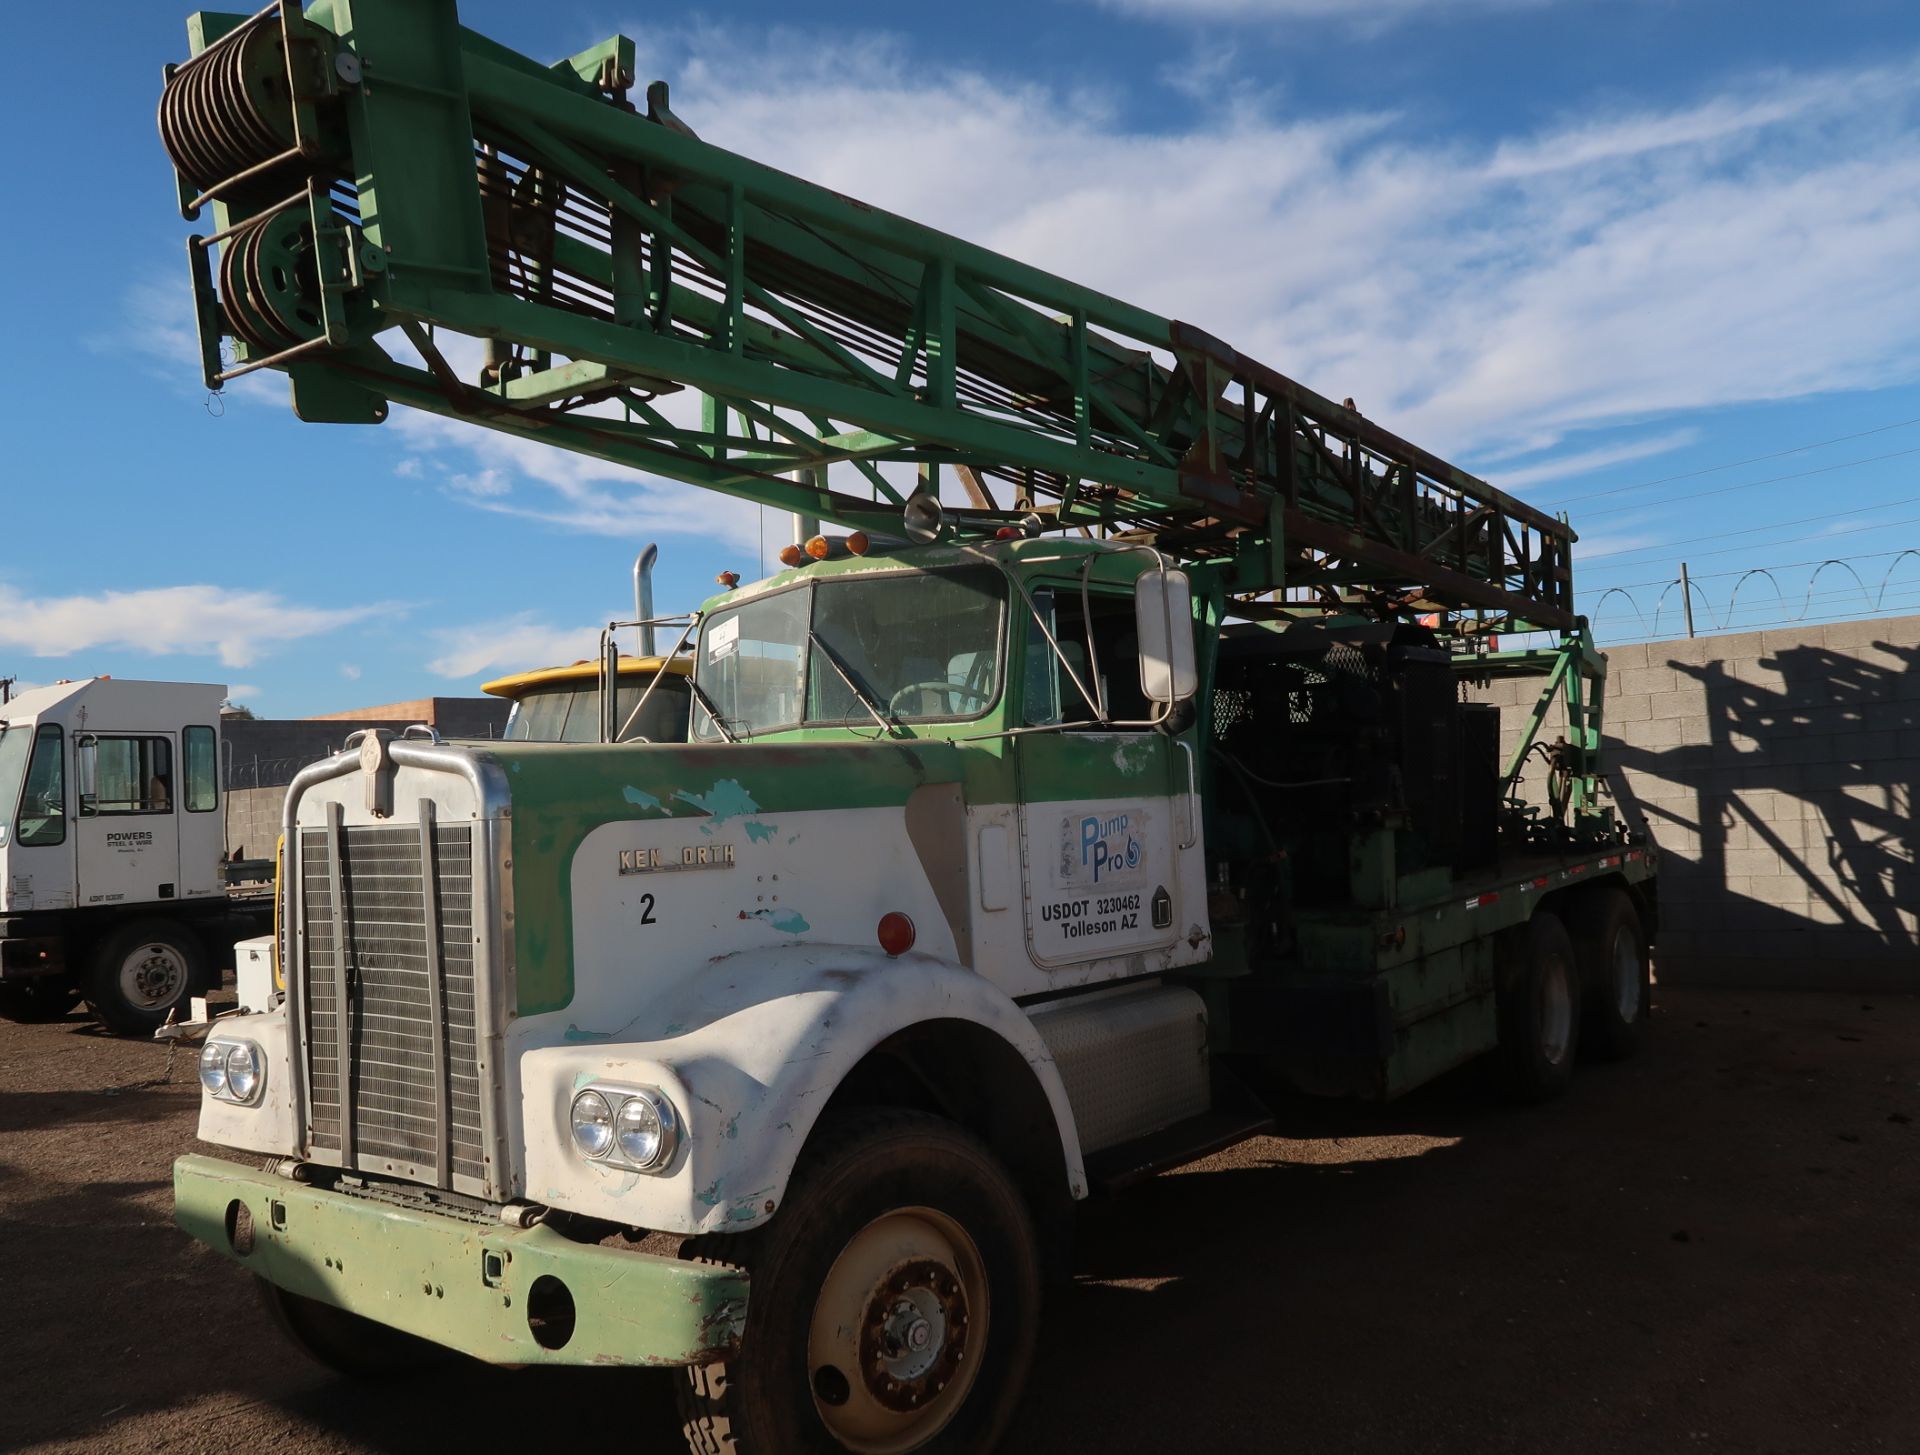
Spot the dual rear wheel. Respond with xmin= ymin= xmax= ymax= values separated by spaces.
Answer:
xmin=1496 ymin=887 xmax=1650 ymax=1101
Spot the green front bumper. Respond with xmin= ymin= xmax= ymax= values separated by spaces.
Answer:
xmin=175 ymin=1155 xmax=748 ymax=1367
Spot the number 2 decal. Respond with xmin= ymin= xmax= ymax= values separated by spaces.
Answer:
xmin=639 ymin=892 xmax=657 ymax=925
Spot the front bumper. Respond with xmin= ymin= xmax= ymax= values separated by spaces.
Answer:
xmin=175 ymin=1155 xmax=748 ymax=1367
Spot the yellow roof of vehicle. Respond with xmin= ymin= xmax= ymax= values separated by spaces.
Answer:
xmin=481 ymin=654 xmax=692 ymax=699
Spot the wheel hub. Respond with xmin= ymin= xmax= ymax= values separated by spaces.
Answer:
xmin=860 ymin=1259 xmax=968 ymax=1409
xmin=122 ymin=944 xmax=187 ymax=1009
xmin=806 ymin=1206 xmax=991 ymax=1453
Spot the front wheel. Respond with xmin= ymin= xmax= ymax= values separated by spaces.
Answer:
xmin=678 ymin=1109 xmax=1041 ymax=1454
xmin=85 ymin=920 xmax=206 ymax=1037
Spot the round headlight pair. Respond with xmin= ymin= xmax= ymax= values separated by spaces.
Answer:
xmin=199 ymin=1040 xmax=263 ymax=1104
xmin=569 ymin=1086 xmax=678 ymax=1171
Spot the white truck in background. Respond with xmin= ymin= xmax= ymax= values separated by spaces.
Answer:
xmin=0 ymin=678 xmax=272 ymax=1034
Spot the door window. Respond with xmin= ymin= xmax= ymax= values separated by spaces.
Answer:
xmin=86 ymin=736 xmax=175 ymax=815
xmin=1024 ymin=589 xmax=1150 ymax=726
xmin=184 ymin=725 xmax=217 ymax=812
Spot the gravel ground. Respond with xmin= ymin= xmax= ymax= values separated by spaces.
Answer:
xmin=2 ymin=985 xmax=1916 ymax=1454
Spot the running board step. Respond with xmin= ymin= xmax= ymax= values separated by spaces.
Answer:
xmin=1083 ymin=1087 xmax=1275 ymax=1194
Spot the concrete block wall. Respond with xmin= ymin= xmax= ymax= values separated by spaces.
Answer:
xmin=223 ymin=786 xmax=288 ymax=864
xmin=1468 ymin=616 xmax=1920 ymax=990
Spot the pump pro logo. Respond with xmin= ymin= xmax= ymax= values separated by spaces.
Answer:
xmin=1053 ymin=807 xmax=1148 ymax=888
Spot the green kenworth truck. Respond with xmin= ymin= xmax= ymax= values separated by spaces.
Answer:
xmin=157 ymin=6 xmax=1656 ymax=1451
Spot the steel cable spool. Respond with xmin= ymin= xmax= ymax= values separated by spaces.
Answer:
xmin=218 ymin=205 xmax=325 ymax=354
xmin=158 ymin=17 xmax=297 ymax=196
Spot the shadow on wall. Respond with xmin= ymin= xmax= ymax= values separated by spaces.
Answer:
xmin=1604 ymin=630 xmax=1918 ymax=991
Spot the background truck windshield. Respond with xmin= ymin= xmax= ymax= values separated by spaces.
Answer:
xmin=504 ymin=677 xmax=692 ymax=744
xmin=696 ymin=568 xmax=1003 ymax=739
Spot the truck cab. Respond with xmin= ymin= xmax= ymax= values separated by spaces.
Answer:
xmin=0 ymin=678 xmax=267 ymax=1032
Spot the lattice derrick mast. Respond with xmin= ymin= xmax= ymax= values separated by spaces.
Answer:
xmin=158 ymin=1 xmax=1575 ymax=631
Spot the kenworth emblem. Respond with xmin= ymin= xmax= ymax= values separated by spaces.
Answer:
xmin=619 ymin=843 xmax=737 ymax=875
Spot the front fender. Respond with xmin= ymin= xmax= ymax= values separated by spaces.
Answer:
xmin=517 ymin=946 xmax=1085 ymax=1234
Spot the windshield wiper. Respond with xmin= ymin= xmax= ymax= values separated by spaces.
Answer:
xmin=687 ymin=680 xmax=740 ymax=743
xmin=807 ymin=630 xmax=900 ymax=737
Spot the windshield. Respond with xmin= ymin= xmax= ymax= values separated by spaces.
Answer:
xmin=0 ymin=722 xmax=64 ymax=849
xmin=695 ymin=568 xmax=1005 ymax=740
xmin=0 ymin=725 xmax=26 ymax=846
xmin=503 ymin=676 xmax=692 ymax=743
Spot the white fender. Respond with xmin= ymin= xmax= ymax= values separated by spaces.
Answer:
xmin=516 ymin=945 xmax=1087 ymax=1234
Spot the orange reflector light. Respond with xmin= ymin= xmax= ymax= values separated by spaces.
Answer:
xmin=805 ymin=535 xmax=831 ymax=560
xmin=877 ymin=912 xmax=916 ymax=957
xmin=847 ymin=531 xmax=871 ymax=556
xmin=777 ymin=545 xmax=806 ymax=568
xmin=716 ymin=570 xmax=740 ymax=588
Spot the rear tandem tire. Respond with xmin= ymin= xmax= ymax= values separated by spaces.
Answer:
xmin=84 ymin=920 xmax=205 ymax=1037
xmin=1495 ymin=910 xmax=1582 ymax=1104
xmin=676 ymin=1109 xmax=1042 ymax=1455
xmin=1571 ymin=887 xmax=1651 ymax=1061
xmin=0 ymin=977 xmax=84 ymax=1023
xmin=257 ymin=1278 xmax=447 ymax=1378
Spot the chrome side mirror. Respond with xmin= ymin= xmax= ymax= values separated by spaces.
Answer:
xmin=1135 ymin=568 xmax=1197 ymax=705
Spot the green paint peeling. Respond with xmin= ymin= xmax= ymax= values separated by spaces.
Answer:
xmin=744 ymin=908 xmax=811 ymax=935
xmin=743 ymin=820 xmax=777 ymax=843
xmin=675 ymin=778 xmax=761 ymax=826
xmin=622 ymin=785 xmax=663 ymax=811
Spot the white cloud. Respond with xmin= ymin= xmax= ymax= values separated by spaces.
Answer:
xmin=0 ymin=583 xmax=385 ymax=668
xmin=226 ymin=683 xmax=261 ymax=699
xmin=340 ymin=663 xmax=362 ymax=680
xmin=1485 ymin=430 xmax=1699 ymax=494
xmin=426 ymin=613 xmax=603 ymax=680
xmin=587 ymin=35 xmax=1920 ymax=474
xmin=1094 ymin=0 xmax=1556 ymax=21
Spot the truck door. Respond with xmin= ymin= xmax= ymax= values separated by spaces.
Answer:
xmin=1013 ymin=586 xmax=1203 ymax=972
xmin=1 ymin=723 xmax=76 ymax=911
xmin=74 ymin=733 xmax=181 ymax=909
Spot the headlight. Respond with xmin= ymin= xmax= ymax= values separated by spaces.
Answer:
xmin=201 ymin=1038 xmax=264 ymax=1104
xmin=615 ymin=1091 xmax=677 ymax=1169
xmin=199 ymin=1042 xmax=230 ymax=1096
xmin=570 ymin=1089 xmax=615 ymax=1158
xmin=225 ymin=1042 xmax=262 ymax=1102
xmin=569 ymin=1083 xmax=681 ymax=1173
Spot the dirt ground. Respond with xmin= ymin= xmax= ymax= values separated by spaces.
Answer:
xmin=2 ymin=985 xmax=1916 ymax=1455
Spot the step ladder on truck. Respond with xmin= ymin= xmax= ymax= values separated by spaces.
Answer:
xmin=154 ymin=6 xmax=1656 ymax=1450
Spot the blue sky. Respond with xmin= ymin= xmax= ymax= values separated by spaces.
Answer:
xmin=3 ymin=0 xmax=1919 ymax=714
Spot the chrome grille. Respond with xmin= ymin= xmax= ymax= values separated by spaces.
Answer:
xmin=300 ymin=818 xmax=485 ymax=1189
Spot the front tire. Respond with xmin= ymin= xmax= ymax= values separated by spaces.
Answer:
xmin=0 ymin=977 xmax=83 ymax=1023
xmin=85 ymin=920 xmax=204 ymax=1037
xmin=257 ymin=1279 xmax=445 ymax=1377
xmin=678 ymin=1109 xmax=1041 ymax=1454
xmin=1496 ymin=910 xmax=1582 ymax=1103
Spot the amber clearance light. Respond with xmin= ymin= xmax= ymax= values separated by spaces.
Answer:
xmin=877 ymin=912 xmax=916 ymax=957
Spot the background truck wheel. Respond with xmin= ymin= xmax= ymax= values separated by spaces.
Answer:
xmin=84 ymin=921 xmax=205 ymax=1037
xmin=256 ymin=1278 xmax=446 ymax=1377
xmin=1572 ymin=887 xmax=1650 ymax=1061
xmin=677 ymin=1109 xmax=1041 ymax=1455
xmin=0 ymin=977 xmax=83 ymax=1023
xmin=1496 ymin=910 xmax=1582 ymax=1104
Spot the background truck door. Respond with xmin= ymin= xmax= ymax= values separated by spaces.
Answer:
xmin=75 ymin=733 xmax=180 ymax=908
